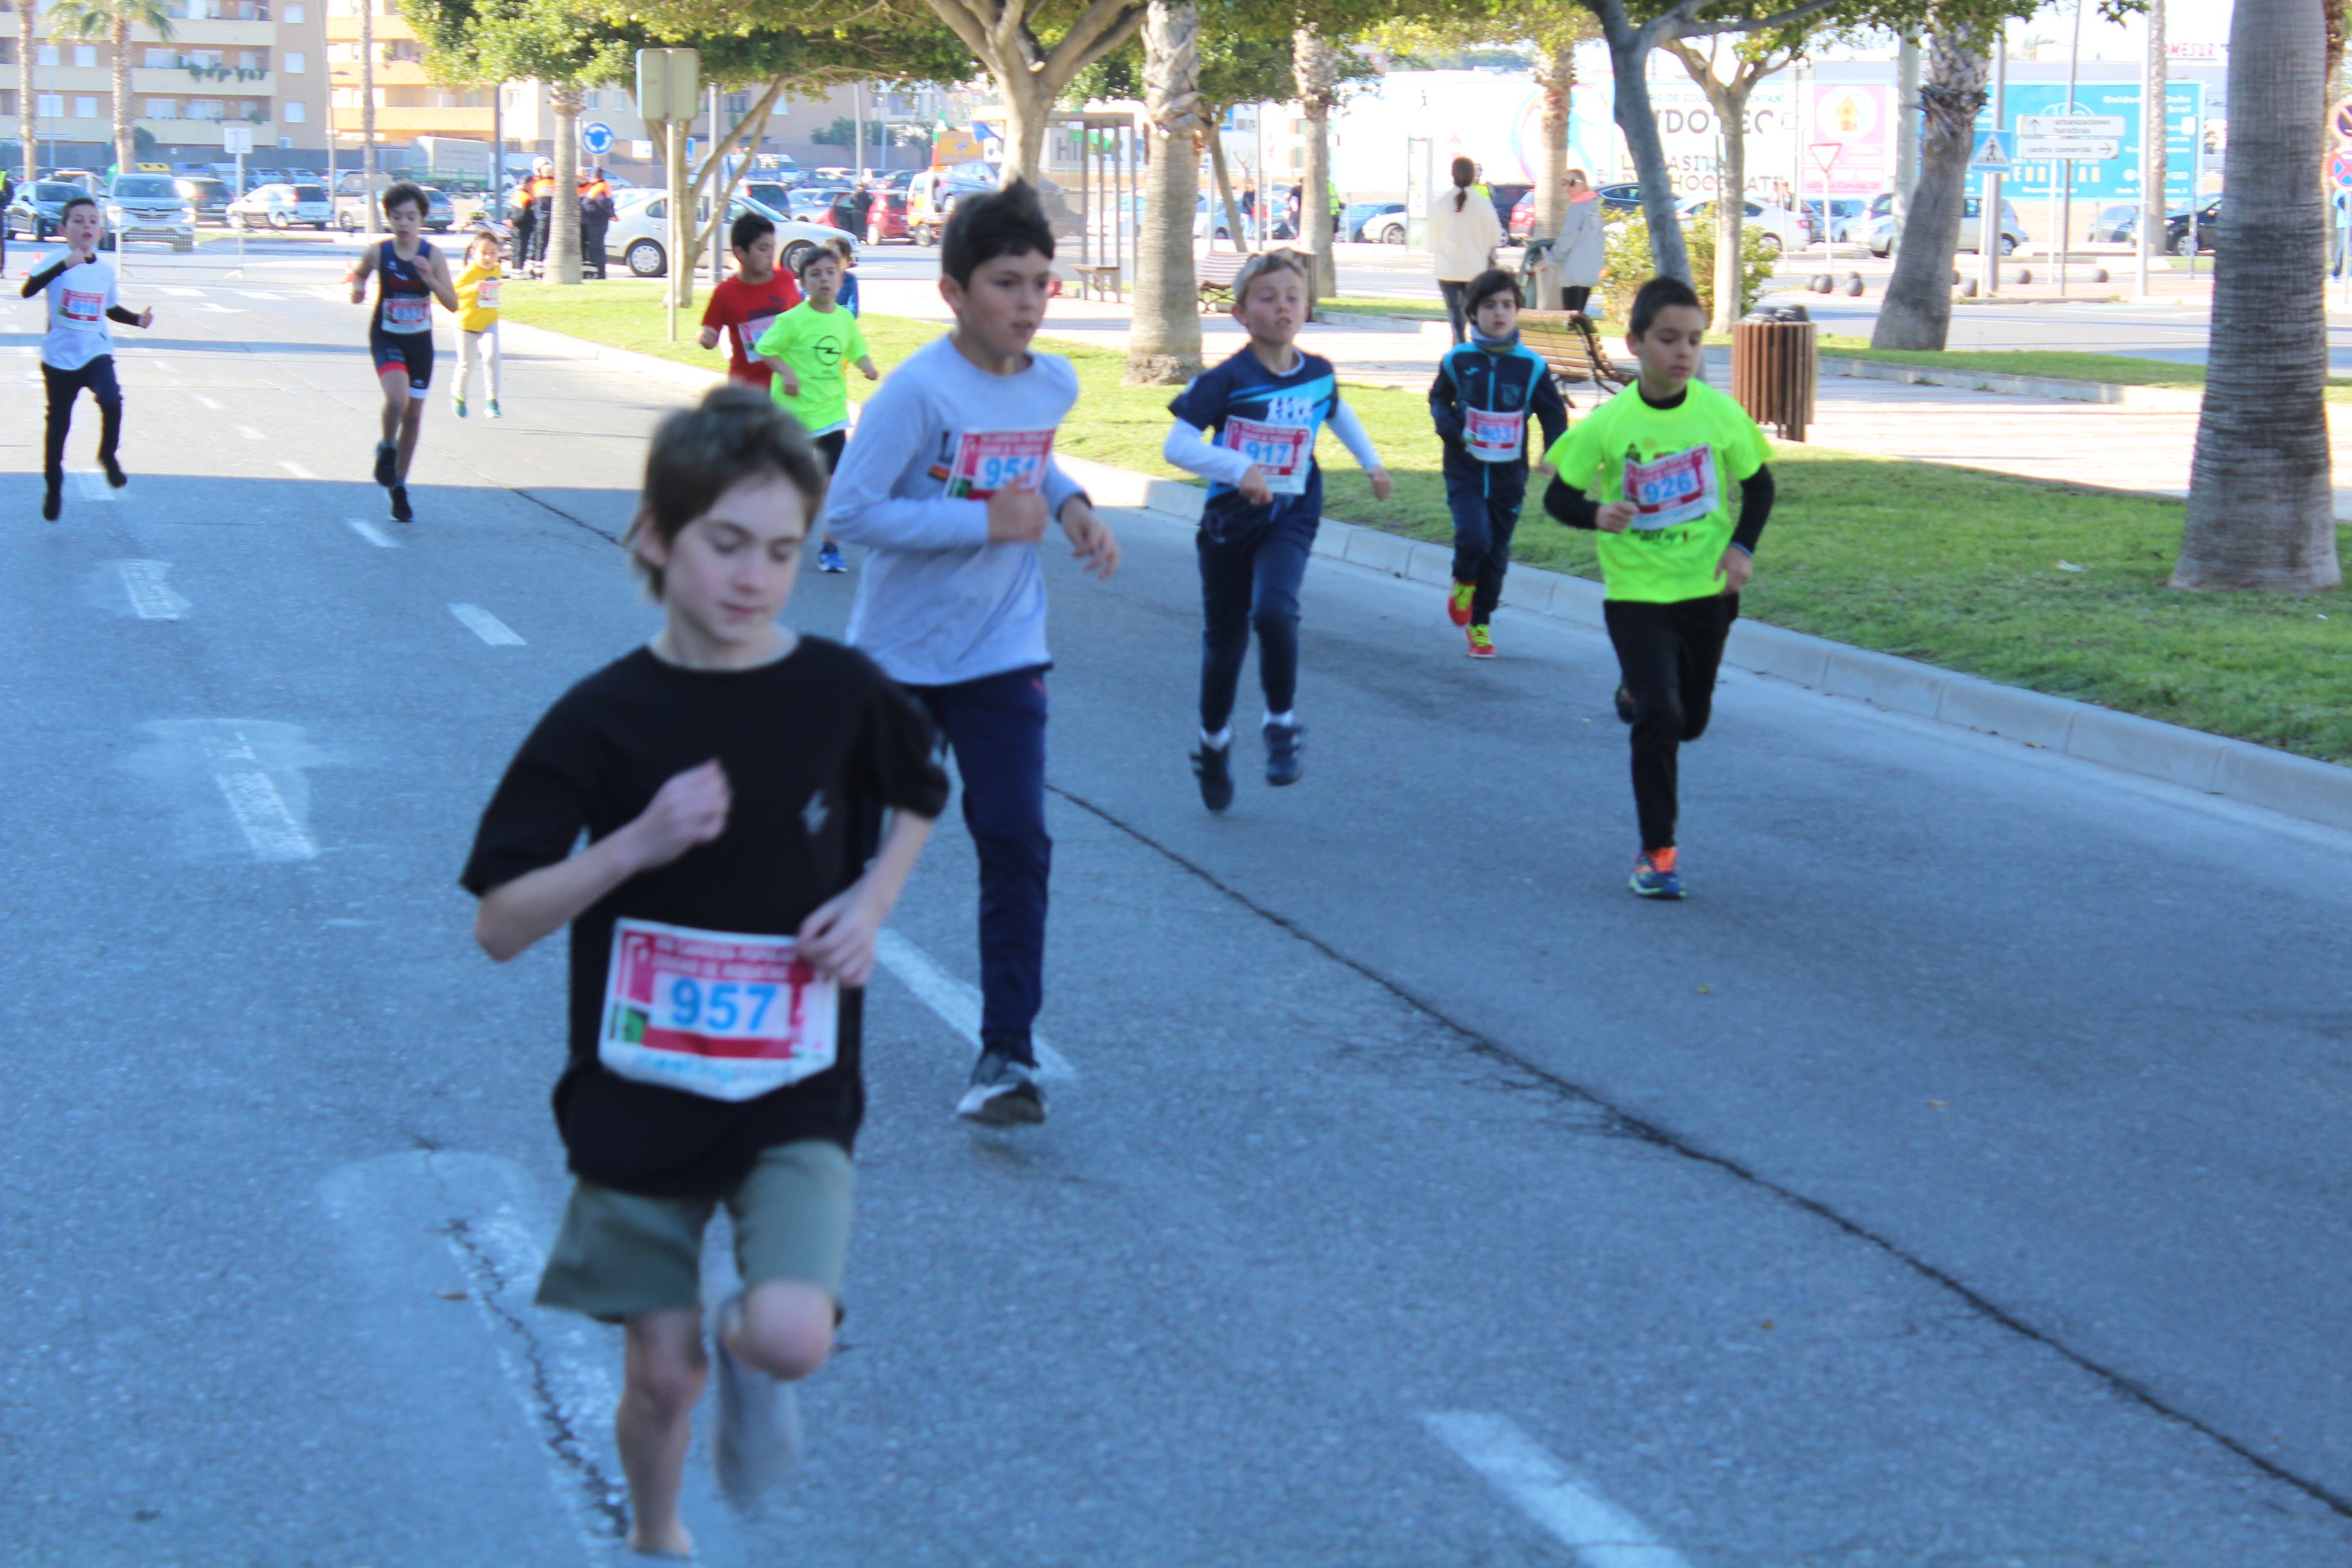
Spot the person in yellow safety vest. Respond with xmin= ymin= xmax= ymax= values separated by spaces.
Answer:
xmin=524 ymin=159 xmax=555 ymax=274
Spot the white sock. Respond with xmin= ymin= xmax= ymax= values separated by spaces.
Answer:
xmin=1200 ymin=726 xmax=1232 ymax=749
xmin=1264 ymin=710 xmax=1295 ymax=730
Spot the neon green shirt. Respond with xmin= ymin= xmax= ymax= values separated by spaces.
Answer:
xmin=751 ymin=301 xmax=868 ymax=437
xmin=1543 ymin=378 xmax=1771 ymax=603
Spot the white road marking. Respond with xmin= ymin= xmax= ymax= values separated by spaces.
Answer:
xmin=70 ymin=470 xmax=117 ymax=502
xmin=875 ymin=928 xmax=1076 ymax=1081
xmin=344 ymin=516 xmax=397 ymax=548
xmin=449 ymin=603 xmax=525 ymax=646
xmin=201 ymin=729 xmax=316 ymax=862
xmin=193 ymin=394 xmax=221 ymax=410
xmin=233 ymin=289 xmax=284 ymax=300
xmin=155 ymin=284 xmax=206 ymax=297
xmin=1423 ymin=1413 xmax=1692 ymax=1568
xmin=278 ymin=459 xmax=316 ymax=478
xmin=197 ymin=301 xmax=246 ymax=314
xmin=113 ymin=559 xmax=187 ymax=620
xmin=236 ymin=424 xmax=266 ymax=440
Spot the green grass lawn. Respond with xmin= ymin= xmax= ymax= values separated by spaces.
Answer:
xmin=1732 ymin=331 xmax=2352 ymax=402
xmin=1312 ymin=295 xmax=1446 ymax=320
xmin=502 ymin=282 xmax=2352 ymax=764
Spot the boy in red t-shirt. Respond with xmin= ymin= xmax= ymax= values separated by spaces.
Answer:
xmin=699 ymin=211 xmax=850 ymax=572
xmin=698 ymin=212 xmax=801 ymax=391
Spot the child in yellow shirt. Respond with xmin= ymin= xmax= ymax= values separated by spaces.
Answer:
xmin=452 ymin=229 xmax=503 ymax=419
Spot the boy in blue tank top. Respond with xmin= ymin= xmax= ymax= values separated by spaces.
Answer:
xmin=1163 ymin=248 xmax=1391 ymax=811
xmin=348 ymin=181 xmax=457 ymax=523
xmin=1429 ymin=267 xmax=1569 ymax=658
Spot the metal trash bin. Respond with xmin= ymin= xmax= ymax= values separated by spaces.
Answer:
xmin=1731 ymin=307 xmax=1817 ymax=442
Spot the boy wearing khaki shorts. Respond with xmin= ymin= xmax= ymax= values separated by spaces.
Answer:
xmin=463 ymin=383 xmax=947 ymax=1553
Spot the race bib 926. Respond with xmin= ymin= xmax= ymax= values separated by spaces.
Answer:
xmin=598 ymin=918 xmax=838 ymax=1102
xmin=1621 ymin=444 xmax=1718 ymax=530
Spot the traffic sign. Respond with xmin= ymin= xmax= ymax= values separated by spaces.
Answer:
xmin=1968 ymin=131 xmax=2014 ymax=172
xmin=581 ymin=120 xmax=614 ymax=156
xmin=2016 ymin=114 xmax=2126 ymax=139
xmin=2334 ymin=98 xmax=2352 ymax=145
xmin=2019 ymin=136 xmax=2119 ymax=161
xmin=1807 ymin=141 xmax=1843 ymax=176
xmin=2332 ymin=148 xmax=2352 ymax=193
xmin=220 ymin=124 xmax=253 ymax=155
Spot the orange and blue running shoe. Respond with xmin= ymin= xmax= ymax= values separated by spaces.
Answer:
xmin=1630 ymin=847 xmax=1683 ymax=899
xmin=1448 ymin=581 xmax=1476 ymax=627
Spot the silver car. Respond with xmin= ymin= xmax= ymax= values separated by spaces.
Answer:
xmin=103 ymin=174 xmax=195 ymax=252
xmin=227 ymin=181 xmax=333 ymax=231
xmin=1868 ymin=197 xmax=2027 ymax=258
xmin=605 ymin=192 xmax=851 ymax=278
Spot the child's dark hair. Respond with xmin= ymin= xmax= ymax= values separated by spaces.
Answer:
xmin=827 ymin=235 xmax=855 ymax=263
xmin=1629 ymin=276 xmax=1703 ymax=338
xmin=793 ymin=242 xmax=842 ymax=278
xmin=941 ymin=178 xmax=1054 ymax=287
xmin=61 ymin=194 xmax=96 ymax=219
xmin=628 ymin=382 xmax=828 ymax=600
xmin=1463 ymin=267 xmax=1521 ymax=318
xmin=381 ymin=180 xmax=429 ymax=218
xmin=730 ymin=209 xmax=774 ymax=254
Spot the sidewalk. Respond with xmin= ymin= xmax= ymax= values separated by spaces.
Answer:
xmin=860 ymin=277 xmax=2352 ymax=523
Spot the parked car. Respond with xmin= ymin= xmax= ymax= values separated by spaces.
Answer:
xmin=864 ymin=187 xmax=910 ymax=243
xmin=47 ymin=167 xmax=101 ymax=193
xmin=1679 ymin=197 xmax=1808 ymax=255
xmin=603 ymin=191 xmax=849 ymax=278
xmin=1593 ymin=181 xmax=1647 ymax=216
xmin=176 ymin=176 xmax=233 ymax=224
xmin=5 ymin=180 xmax=90 ymax=238
xmin=1801 ymin=196 xmax=1869 ymax=244
xmin=2165 ymin=199 xmax=2221 ymax=255
xmin=1341 ymin=199 xmax=1403 ymax=243
xmin=1362 ymin=205 xmax=1409 ymax=244
xmin=1866 ymin=197 xmax=2027 ymax=257
xmin=332 ymin=172 xmax=454 ymax=232
xmin=101 ymin=173 xmax=196 ymax=251
xmin=904 ymin=160 xmax=1000 ymax=246
xmin=228 ymin=181 xmax=332 ymax=230
xmin=2087 ymin=203 xmax=2140 ymax=244
xmin=741 ymin=181 xmax=796 ymax=214
xmin=1193 ymin=193 xmax=1258 ymax=244
xmin=786 ymin=186 xmax=851 ymax=223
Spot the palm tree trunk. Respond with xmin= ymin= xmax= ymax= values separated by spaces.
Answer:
xmin=1531 ymin=38 xmax=1573 ymax=244
xmin=549 ymin=82 xmax=580 ymax=286
xmin=1712 ymin=91 xmax=1746 ymax=331
xmin=2174 ymin=0 xmax=2338 ymax=591
xmin=1207 ymin=119 xmax=1244 ymax=249
xmin=20 ymin=0 xmax=37 ymax=188
xmin=1591 ymin=0 xmax=1690 ymax=284
xmin=1125 ymin=0 xmax=1202 ymax=385
xmin=110 ymin=14 xmax=127 ymax=176
xmin=1292 ymin=24 xmax=1335 ymax=299
xmin=1871 ymin=23 xmax=1987 ymax=350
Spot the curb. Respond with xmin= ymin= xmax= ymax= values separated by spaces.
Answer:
xmin=494 ymin=316 xmax=2352 ymax=836
xmin=1056 ymin=453 xmax=2352 ymax=836
xmin=1699 ymin=345 xmax=2204 ymax=409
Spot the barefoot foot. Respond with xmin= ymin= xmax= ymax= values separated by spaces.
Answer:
xmin=625 ymin=1520 xmax=694 ymax=1560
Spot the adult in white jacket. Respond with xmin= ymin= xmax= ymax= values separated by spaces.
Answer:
xmin=1427 ymin=156 xmax=1503 ymax=345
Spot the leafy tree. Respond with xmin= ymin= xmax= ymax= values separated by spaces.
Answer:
xmin=1661 ymin=27 xmax=1806 ymax=331
xmin=45 ymin=0 xmax=170 ymax=180
xmin=903 ymin=0 xmax=1150 ymax=181
xmin=2174 ymin=0 xmax=2339 ymax=591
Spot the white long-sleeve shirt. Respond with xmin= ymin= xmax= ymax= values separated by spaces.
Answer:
xmin=824 ymin=333 xmax=1088 ymax=687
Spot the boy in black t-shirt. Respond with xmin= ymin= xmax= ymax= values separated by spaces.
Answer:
xmin=462 ymin=384 xmax=947 ymax=1550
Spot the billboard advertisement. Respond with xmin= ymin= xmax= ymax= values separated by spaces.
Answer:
xmin=1966 ymin=81 xmax=2203 ymax=206
xmin=1808 ymin=84 xmax=1890 ymax=197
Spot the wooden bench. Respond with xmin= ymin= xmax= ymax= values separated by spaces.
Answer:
xmin=1071 ymin=261 xmax=1123 ymax=301
xmin=1196 ymin=250 xmax=1250 ymax=312
xmin=1518 ymin=310 xmax=1635 ymax=399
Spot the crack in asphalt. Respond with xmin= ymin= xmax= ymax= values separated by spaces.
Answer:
xmin=1046 ymin=779 xmax=2352 ymax=1523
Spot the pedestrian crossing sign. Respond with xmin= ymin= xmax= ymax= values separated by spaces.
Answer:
xmin=1969 ymin=131 xmax=2015 ymax=172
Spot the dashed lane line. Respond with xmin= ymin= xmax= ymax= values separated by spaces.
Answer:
xmin=278 ymin=459 xmax=316 ymax=478
xmin=449 ymin=603 xmax=526 ymax=646
xmin=237 ymin=424 xmax=266 ymax=440
xmin=344 ymin=516 xmax=398 ymax=549
xmin=113 ymin=559 xmax=187 ymax=620
xmin=70 ymin=470 xmax=117 ymax=502
xmin=1423 ymin=1412 xmax=1692 ymax=1568
xmin=875 ymin=928 xmax=1075 ymax=1081
xmin=193 ymin=395 xmax=222 ymax=410
xmin=201 ymin=729 xmax=316 ymax=862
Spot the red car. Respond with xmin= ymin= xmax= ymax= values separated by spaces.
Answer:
xmin=865 ymin=189 xmax=910 ymax=243
xmin=1509 ymin=192 xmax=1537 ymax=238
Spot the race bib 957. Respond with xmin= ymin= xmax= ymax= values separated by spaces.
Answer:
xmin=599 ymin=918 xmax=838 ymax=1102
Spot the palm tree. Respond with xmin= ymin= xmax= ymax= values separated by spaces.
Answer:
xmin=1125 ymin=0 xmax=1203 ymax=384
xmin=1871 ymin=20 xmax=1987 ymax=350
xmin=1292 ymin=24 xmax=1337 ymax=299
xmin=18 ymin=0 xmax=37 ymax=186
xmin=2174 ymin=0 xmax=2339 ymax=591
xmin=46 ymin=0 xmax=169 ymax=180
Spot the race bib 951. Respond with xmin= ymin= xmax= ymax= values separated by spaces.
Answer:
xmin=942 ymin=429 xmax=1055 ymax=500
xmin=599 ymin=918 xmax=838 ymax=1102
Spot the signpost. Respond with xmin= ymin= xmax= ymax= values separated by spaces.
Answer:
xmin=2015 ymin=114 xmax=2123 ymax=298
xmin=223 ymin=123 xmax=255 ymax=277
xmin=582 ymin=120 xmax=614 ymax=159
xmin=2332 ymin=97 xmax=2352 ymax=147
xmin=635 ymin=48 xmax=700 ymax=339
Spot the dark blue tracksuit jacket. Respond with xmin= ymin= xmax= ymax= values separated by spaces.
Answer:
xmin=1429 ymin=336 xmax=1569 ymax=619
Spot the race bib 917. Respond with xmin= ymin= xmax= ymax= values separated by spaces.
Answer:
xmin=1622 ymin=444 xmax=1718 ymax=530
xmin=1465 ymin=407 xmax=1526 ymax=463
xmin=1223 ymin=416 xmax=1310 ymax=495
xmin=943 ymin=429 xmax=1056 ymax=500
xmin=382 ymin=293 xmax=429 ymax=332
xmin=598 ymin=918 xmax=838 ymax=1102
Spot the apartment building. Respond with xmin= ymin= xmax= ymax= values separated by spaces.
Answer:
xmin=0 ymin=0 xmax=327 ymax=166
xmin=323 ymin=0 xmax=489 ymax=150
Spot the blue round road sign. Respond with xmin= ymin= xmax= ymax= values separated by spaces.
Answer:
xmin=582 ymin=121 xmax=615 ymax=156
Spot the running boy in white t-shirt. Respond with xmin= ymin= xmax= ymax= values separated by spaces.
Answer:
xmin=22 ymin=195 xmax=152 ymax=521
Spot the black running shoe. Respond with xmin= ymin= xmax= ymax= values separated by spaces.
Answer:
xmin=1614 ymin=683 xmax=1636 ymax=725
xmin=41 ymin=479 xmax=60 ymax=521
xmin=956 ymin=1049 xmax=1045 ymax=1125
xmin=1192 ymin=740 xmax=1235 ymax=812
xmin=389 ymin=484 xmax=413 ymax=523
xmin=373 ymin=440 xmax=397 ymax=488
xmin=101 ymin=455 xmax=125 ymax=489
xmin=1264 ymin=721 xmax=1305 ymax=787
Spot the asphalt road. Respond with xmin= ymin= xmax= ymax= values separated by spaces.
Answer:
xmin=2 ymin=241 xmax=2349 ymax=1568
